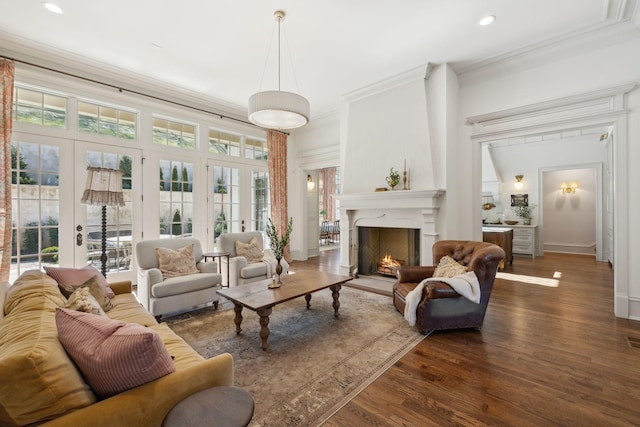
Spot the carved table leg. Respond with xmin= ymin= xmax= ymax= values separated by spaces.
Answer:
xmin=233 ymin=304 xmax=243 ymax=334
xmin=256 ymin=306 xmax=273 ymax=351
xmin=331 ymin=284 xmax=341 ymax=317
xmin=305 ymin=293 xmax=312 ymax=309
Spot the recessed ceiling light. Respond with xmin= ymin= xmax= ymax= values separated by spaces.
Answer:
xmin=479 ymin=15 xmax=496 ymax=26
xmin=43 ymin=2 xmax=64 ymax=14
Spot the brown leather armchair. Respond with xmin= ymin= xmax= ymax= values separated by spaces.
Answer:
xmin=393 ymin=240 xmax=505 ymax=335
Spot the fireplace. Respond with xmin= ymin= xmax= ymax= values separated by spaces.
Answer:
xmin=334 ymin=189 xmax=445 ymax=277
xmin=358 ymin=227 xmax=420 ymax=277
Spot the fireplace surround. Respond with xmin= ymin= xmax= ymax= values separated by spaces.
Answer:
xmin=334 ymin=189 xmax=445 ymax=276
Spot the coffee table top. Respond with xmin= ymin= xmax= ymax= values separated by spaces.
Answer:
xmin=216 ymin=270 xmax=352 ymax=311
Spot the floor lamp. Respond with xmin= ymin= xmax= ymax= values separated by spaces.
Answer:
xmin=81 ymin=167 xmax=125 ymax=278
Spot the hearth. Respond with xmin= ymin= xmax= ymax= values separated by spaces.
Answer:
xmin=358 ymin=227 xmax=420 ymax=277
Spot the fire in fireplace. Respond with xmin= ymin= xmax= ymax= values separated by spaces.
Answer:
xmin=358 ymin=227 xmax=420 ymax=277
xmin=378 ymin=254 xmax=403 ymax=276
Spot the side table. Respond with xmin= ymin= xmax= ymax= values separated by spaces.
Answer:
xmin=203 ymin=251 xmax=230 ymax=287
xmin=163 ymin=386 xmax=254 ymax=427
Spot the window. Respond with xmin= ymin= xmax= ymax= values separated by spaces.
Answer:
xmin=209 ymin=129 xmax=241 ymax=157
xmin=245 ymin=137 xmax=268 ymax=161
xmin=160 ymin=160 xmax=194 ymax=236
xmin=78 ymin=101 xmax=137 ymax=139
xmin=153 ymin=118 xmax=196 ymax=149
xmin=13 ymin=86 xmax=66 ymax=128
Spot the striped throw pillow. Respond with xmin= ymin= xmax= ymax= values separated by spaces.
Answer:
xmin=55 ymin=308 xmax=175 ymax=397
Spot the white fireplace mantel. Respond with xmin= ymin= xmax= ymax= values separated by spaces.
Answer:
xmin=335 ymin=189 xmax=445 ymax=275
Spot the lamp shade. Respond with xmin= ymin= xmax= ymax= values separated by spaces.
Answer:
xmin=248 ymin=90 xmax=310 ymax=130
xmin=81 ymin=167 xmax=125 ymax=207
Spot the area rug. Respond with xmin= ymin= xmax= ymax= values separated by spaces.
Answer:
xmin=165 ymin=287 xmax=424 ymax=427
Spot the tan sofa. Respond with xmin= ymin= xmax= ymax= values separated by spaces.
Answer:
xmin=0 ymin=270 xmax=233 ymax=427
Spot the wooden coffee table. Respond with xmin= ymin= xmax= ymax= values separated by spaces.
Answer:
xmin=216 ymin=271 xmax=352 ymax=350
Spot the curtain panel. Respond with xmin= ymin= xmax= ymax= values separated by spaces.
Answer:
xmin=267 ymin=130 xmax=291 ymax=261
xmin=0 ymin=59 xmax=15 ymax=281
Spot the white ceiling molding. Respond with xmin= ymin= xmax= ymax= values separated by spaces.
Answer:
xmin=0 ymin=32 xmax=249 ymax=122
xmin=457 ymin=0 xmax=640 ymax=79
xmin=342 ymin=64 xmax=433 ymax=105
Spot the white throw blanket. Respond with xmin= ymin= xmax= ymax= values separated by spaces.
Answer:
xmin=403 ymin=271 xmax=481 ymax=326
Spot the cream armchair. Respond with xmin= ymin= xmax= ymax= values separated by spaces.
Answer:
xmin=217 ymin=231 xmax=289 ymax=287
xmin=135 ymin=237 xmax=222 ymax=321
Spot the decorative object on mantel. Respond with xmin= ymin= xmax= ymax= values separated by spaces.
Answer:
xmin=504 ymin=220 xmax=519 ymax=225
xmin=402 ymin=159 xmax=410 ymax=190
xmin=511 ymin=204 xmax=536 ymax=225
xmin=265 ymin=217 xmax=293 ymax=285
xmin=374 ymin=187 xmax=389 ymax=192
xmin=386 ymin=167 xmax=401 ymax=190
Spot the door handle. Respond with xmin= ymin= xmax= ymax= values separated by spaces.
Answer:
xmin=76 ymin=233 xmax=83 ymax=246
xmin=241 ymin=219 xmax=245 ymax=232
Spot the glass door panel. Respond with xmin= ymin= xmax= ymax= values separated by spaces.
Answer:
xmin=75 ymin=142 xmax=141 ymax=284
xmin=208 ymin=161 xmax=270 ymax=249
xmin=9 ymin=136 xmax=64 ymax=282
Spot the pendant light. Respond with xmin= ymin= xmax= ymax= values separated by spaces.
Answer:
xmin=248 ymin=10 xmax=310 ymax=130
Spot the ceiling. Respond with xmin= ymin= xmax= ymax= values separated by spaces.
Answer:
xmin=0 ymin=0 xmax=637 ymax=120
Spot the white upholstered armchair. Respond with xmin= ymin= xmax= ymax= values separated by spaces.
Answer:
xmin=135 ymin=237 xmax=222 ymax=321
xmin=216 ymin=231 xmax=289 ymax=287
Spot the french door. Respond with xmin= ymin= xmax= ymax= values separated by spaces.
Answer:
xmin=207 ymin=159 xmax=270 ymax=249
xmin=74 ymin=141 xmax=142 ymax=284
xmin=8 ymin=132 xmax=140 ymax=283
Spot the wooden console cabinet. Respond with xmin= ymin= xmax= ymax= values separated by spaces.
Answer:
xmin=482 ymin=227 xmax=513 ymax=270
xmin=483 ymin=224 xmax=538 ymax=258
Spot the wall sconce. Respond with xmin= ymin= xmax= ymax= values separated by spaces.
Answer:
xmin=306 ymin=174 xmax=315 ymax=191
xmin=561 ymin=182 xmax=578 ymax=194
xmin=514 ymin=175 xmax=524 ymax=190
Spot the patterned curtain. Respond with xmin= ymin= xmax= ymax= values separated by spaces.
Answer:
xmin=0 ymin=59 xmax=15 ymax=281
xmin=323 ymin=168 xmax=336 ymax=222
xmin=267 ymin=130 xmax=291 ymax=261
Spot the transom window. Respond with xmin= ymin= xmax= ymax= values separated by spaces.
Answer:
xmin=153 ymin=118 xmax=196 ymax=149
xmin=13 ymin=86 xmax=66 ymax=128
xmin=245 ymin=137 xmax=268 ymax=161
xmin=78 ymin=101 xmax=137 ymax=140
xmin=209 ymin=129 xmax=241 ymax=156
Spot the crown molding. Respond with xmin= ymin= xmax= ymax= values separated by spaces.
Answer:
xmin=0 ymin=31 xmax=250 ymax=123
xmin=456 ymin=0 xmax=640 ymax=80
xmin=342 ymin=63 xmax=434 ymax=105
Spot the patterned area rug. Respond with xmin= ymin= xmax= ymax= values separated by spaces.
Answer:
xmin=165 ymin=287 xmax=424 ymax=427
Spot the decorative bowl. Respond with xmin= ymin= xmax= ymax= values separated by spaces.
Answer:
xmin=504 ymin=220 xmax=519 ymax=225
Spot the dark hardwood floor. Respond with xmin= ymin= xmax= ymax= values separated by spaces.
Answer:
xmin=289 ymin=250 xmax=640 ymax=426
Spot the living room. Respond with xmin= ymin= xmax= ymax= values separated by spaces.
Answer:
xmin=1 ymin=1 xmax=640 ymax=425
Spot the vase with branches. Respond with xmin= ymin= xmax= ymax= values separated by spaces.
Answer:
xmin=266 ymin=217 xmax=293 ymax=283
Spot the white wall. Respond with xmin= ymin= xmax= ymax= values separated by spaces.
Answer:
xmin=543 ymin=168 xmax=597 ymax=255
xmin=341 ymin=66 xmax=433 ymax=194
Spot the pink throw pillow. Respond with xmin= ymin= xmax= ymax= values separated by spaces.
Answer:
xmin=55 ymin=308 xmax=175 ymax=397
xmin=45 ymin=265 xmax=115 ymax=298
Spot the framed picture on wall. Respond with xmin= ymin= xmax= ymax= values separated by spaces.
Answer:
xmin=511 ymin=194 xmax=529 ymax=206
